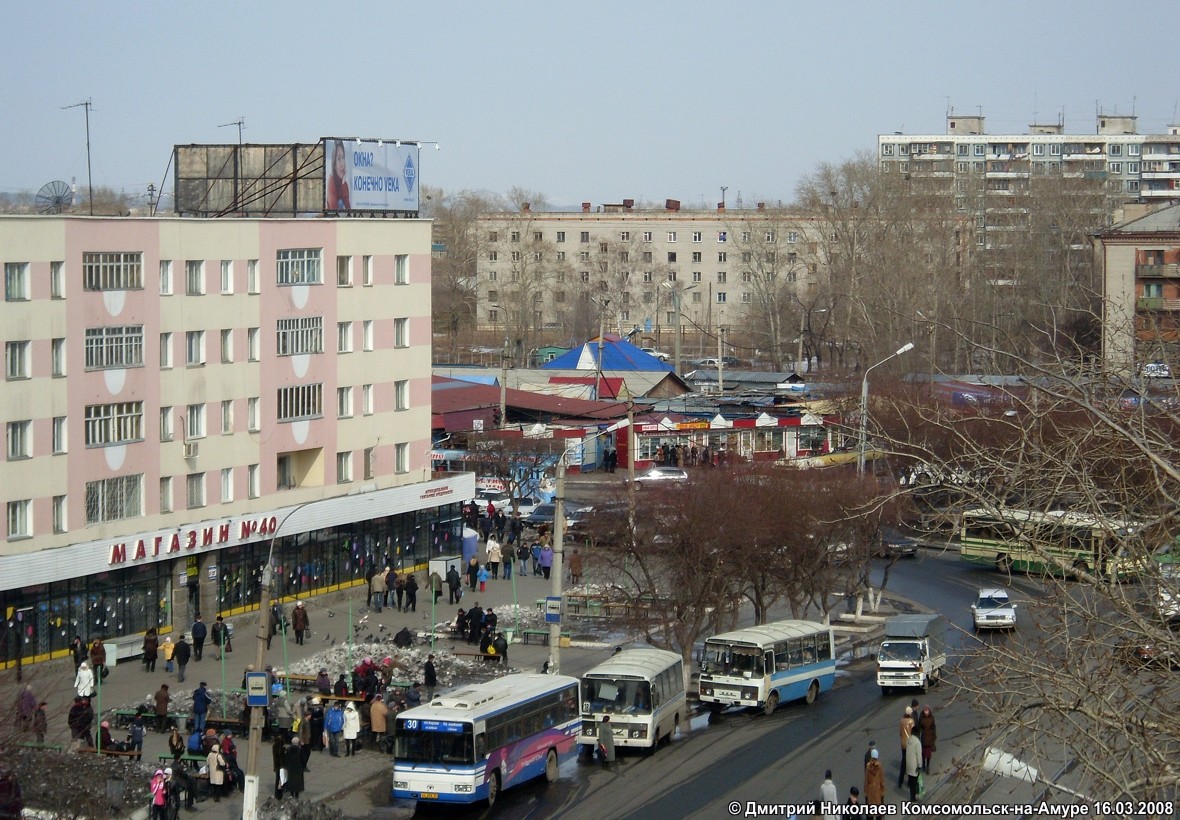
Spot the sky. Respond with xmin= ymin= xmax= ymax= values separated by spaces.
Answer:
xmin=3 ymin=1 xmax=1179 ymax=211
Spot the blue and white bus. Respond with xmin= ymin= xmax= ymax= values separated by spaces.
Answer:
xmin=392 ymin=674 xmax=580 ymax=807
xmin=697 ymin=620 xmax=836 ymax=715
xmin=579 ymin=648 xmax=685 ymax=752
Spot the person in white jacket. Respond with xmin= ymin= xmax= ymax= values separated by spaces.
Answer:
xmin=74 ymin=661 xmax=95 ymax=698
xmin=819 ymin=769 xmax=838 ymax=820
xmin=342 ymin=702 xmax=361 ymax=756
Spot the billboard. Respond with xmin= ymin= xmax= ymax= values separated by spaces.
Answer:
xmin=324 ymin=137 xmax=419 ymax=213
xmin=174 ymin=143 xmax=324 ymax=216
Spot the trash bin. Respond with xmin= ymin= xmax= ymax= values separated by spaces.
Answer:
xmin=558 ymin=636 xmax=571 ymax=648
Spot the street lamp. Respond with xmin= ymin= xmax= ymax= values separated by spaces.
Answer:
xmin=856 ymin=342 xmax=914 ymax=475
xmin=491 ymin=305 xmax=508 ymax=429
xmin=660 ymin=282 xmax=696 ymax=376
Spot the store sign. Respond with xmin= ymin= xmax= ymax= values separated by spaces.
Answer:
xmin=107 ymin=514 xmax=279 ymax=566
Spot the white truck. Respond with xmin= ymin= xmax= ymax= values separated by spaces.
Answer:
xmin=876 ymin=614 xmax=947 ymax=693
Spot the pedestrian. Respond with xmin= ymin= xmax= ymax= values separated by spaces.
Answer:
xmin=334 ymin=674 xmax=349 ymax=697
xmin=70 ymin=635 xmax=87 ymax=673
xmin=898 ymin=705 xmax=914 ymax=787
xmin=142 ymin=628 xmax=159 ymax=672
xmin=492 ymin=631 xmax=508 ymax=664
xmin=150 ymin=769 xmax=168 ymax=820
xmin=190 ymin=615 xmax=207 ymax=661
xmin=272 ymin=733 xmax=287 ymax=799
xmin=917 ymin=705 xmax=937 ymax=772
xmin=74 ymin=661 xmax=95 ymax=698
xmin=446 ymin=565 xmax=462 ymax=604
xmin=370 ymin=568 xmax=386 ymax=613
xmin=284 ymin=736 xmax=305 ymax=798
xmin=210 ymin=615 xmax=228 ymax=659
xmin=174 ymin=635 xmax=191 ymax=683
xmin=32 ymin=701 xmax=47 ymax=744
xmin=539 ymin=543 xmax=554 ymax=580
xmin=292 ymin=601 xmax=310 ymax=646
xmin=15 ymin=685 xmax=36 ymax=733
xmin=424 ymin=655 xmax=437 ymax=702
xmin=308 ymin=697 xmax=326 ymax=752
xmin=820 ymin=769 xmax=838 ymax=820
xmin=428 ymin=569 xmax=444 ymax=605
xmin=596 ymin=715 xmax=615 ymax=768
xmin=297 ymin=701 xmax=312 ymax=771
xmin=206 ymin=744 xmax=228 ymax=802
xmin=477 ymin=563 xmax=489 ymax=592
xmin=343 ymin=702 xmax=361 ymax=756
xmin=864 ymin=747 xmax=885 ymax=804
xmin=272 ymin=683 xmax=295 ymax=741
xmin=161 ymin=636 xmax=175 ymax=673
xmin=192 ymin=681 xmax=212 ymax=734
xmin=568 ymin=548 xmax=583 ymax=585
xmin=487 ymin=537 xmax=502 ymax=580
xmin=221 ymin=731 xmax=244 ymax=792
xmin=864 ymin=739 xmax=877 ymax=765
xmin=370 ymin=694 xmax=389 ymax=752
xmin=384 ymin=567 xmax=397 ymax=608
xmin=530 ymin=541 xmax=542 ymax=575
xmin=466 ymin=557 xmax=479 ymax=591
xmin=88 ymin=638 xmax=107 ymax=679
xmin=906 ymin=729 xmax=923 ymax=801
xmin=494 ymin=509 xmax=507 ymax=542
xmin=394 ymin=572 xmax=406 ymax=611
xmin=129 ymin=712 xmax=146 ymax=761
xmin=847 ymin=786 xmax=861 ymax=805
xmin=168 ymin=726 xmax=185 ymax=762
xmin=507 ymin=511 xmax=523 ymax=547
xmin=154 ymin=683 xmax=171 ymax=732
xmin=479 ymin=511 xmax=493 ymax=542
xmin=325 ymin=701 xmax=345 ymax=757
xmin=405 ymin=682 xmax=422 ymax=708
xmin=405 ymin=573 xmax=419 ymax=612
xmin=503 ymin=539 xmax=514 ymax=580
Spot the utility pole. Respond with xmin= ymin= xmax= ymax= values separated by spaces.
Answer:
xmin=594 ymin=298 xmax=610 ymax=400
xmin=219 ymin=118 xmax=245 ymax=212
xmin=62 ymin=99 xmax=94 ymax=215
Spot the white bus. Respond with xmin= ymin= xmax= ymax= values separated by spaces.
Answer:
xmin=391 ymin=673 xmax=579 ymax=807
xmin=697 ymin=620 xmax=836 ymax=715
xmin=578 ymin=648 xmax=685 ymax=753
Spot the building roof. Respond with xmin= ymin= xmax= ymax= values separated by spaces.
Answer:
xmin=541 ymin=334 xmax=673 ymax=372
xmin=431 ymin=375 xmax=624 ymax=432
xmin=1103 ymin=201 xmax=1180 ymax=235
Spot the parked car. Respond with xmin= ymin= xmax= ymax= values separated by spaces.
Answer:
xmin=877 ymin=527 xmax=919 ymax=558
xmin=971 ymin=588 xmax=1017 ymax=631
xmin=523 ymin=502 xmax=593 ymax=530
xmin=693 ymin=357 xmax=721 ymax=368
xmin=721 ymin=355 xmax=743 ymax=367
xmin=1114 ymin=629 xmax=1179 ymax=669
xmin=473 ymin=490 xmax=542 ymax=518
xmin=630 ymin=466 xmax=689 ymax=488
xmin=640 ymin=347 xmax=670 ymax=361
xmin=1142 ymin=361 xmax=1172 ymax=379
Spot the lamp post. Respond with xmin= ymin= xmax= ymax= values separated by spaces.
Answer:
xmin=857 ymin=343 xmax=914 ymax=475
xmin=491 ymin=305 xmax=508 ymax=429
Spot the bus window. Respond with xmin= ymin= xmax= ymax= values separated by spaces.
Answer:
xmin=634 ymin=682 xmax=651 ymax=711
xmin=774 ymin=642 xmax=790 ymax=671
xmin=815 ymin=633 xmax=832 ymax=662
xmin=788 ymin=639 xmax=804 ymax=666
xmin=475 ymin=732 xmax=487 ymax=759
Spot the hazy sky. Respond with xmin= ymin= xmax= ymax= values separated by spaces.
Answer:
xmin=3 ymin=1 xmax=1178 ymax=210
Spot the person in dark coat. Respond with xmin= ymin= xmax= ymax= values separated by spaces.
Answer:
xmin=70 ymin=636 xmax=87 ymax=672
xmin=173 ymin=635 xmax=192 ymax=682
xmin=190 ymin=616 xmax=207 ymax=661
xmin=423 ymin=655 xmax=438 ymax=701
xmin=283 ymin=737 xmax=305 ymax=798
xmin=308 ymin=697 xmax=325 ymax=752
xmin=291 ymin=602 xmax=310 ymax=646
xmin=272 ymin=734 xmax=286 ymax=799
xmin=404 ymin=574 xmax=419 ymax=613
xmin=142 ymin=628 xmax=159 ymax=672
xmin=446 ymin=566 xmax=462 ymax=604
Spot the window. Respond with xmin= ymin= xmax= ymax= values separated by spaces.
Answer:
xmin=717 ymin=292 xmax=727 ymax=304
xmin=337 ymin=321 xmax=353 ymax=353
xmin=1128 ymin=144 xmax=1140 ymax=156
xmin=277 ymin=455 xmax=294 ymax=489
xmin=221 ymin=468 xmax=233 ymax=503
xmin=510 ymin=230 xmax=520 ymax=242
xmin=364 ymin=447 xmax=375 ymax=480
xmin=395 ymin=254 xmax=409 ymax=285
xmin=742 ymin=291 xmax=752 ymax=303
xmin=248 ymin=464 xmax=260 ymax=499
xmin=580 ymin=231 xmax=590 ymax=243
xmin=717 ymin=272 xmax=727 ymax=283
xmin=159 ymin=407 xmax=173 ymax=442
xmin=5 ymin=262 xmax=29 ymax=301
xmin=1144 ymin=282 xmax=1163 ymax=298
xmin=555 ymin=251 xmax=566 ymax=262
xmin=718 ymin=251 xmax=727 ymax=263
xmin=643 ymin=271 xmax=653 ymax=283
xmin=395 ymin=379 xmax=409 ymax=411
xmin=85 ymin=474 xmax=143 ymax=523
xmin=394 ymin=317 xmax=408 ymax=348
xmin=52 ymin=416 xmax=67 ymax=453
xmin=220 ymin=260 xmax=234 ymax=294
xmin=882 ymin=143 xmax=895 ymax=157
xmin=1032 ymin=144 xmax=1045 ymax=156
xmin=247 ymin=327 xmax=259 ymax=361
xmin=580 ymin=271 xmax=590 ymax=283
xmin=186 ymin=404 xmax=205 ymax=439
xmin=185 ymin=260 xmax=205 ymax=295
xmin=51 ymin=338 xmax=66 ymax=376
xmin=160 ymin=332 xmax=172 ymax=369
xmin=6 ymin=341 xmax=30 ymax=380
xmin=337 ymin=386 xmax=353 ymax=418
xmin=1050 ymin=144 xmax=1061 ymax=156
xmin=1128 ymin=162 xmax=1140 ymax=174
xmin=276 ymin=317 xmax=323 ymax=355
xmin=363 ymin=320 xmax=374 ymax=351
xmin=247 ymin=259 xmax=260 ymax=294
xmin=691 ymin=291 xmax=701 ymax=303
xmin=1108 ymin=144 xmax=1122 ymax=157
xmin=337 ymin=451 xmax=352 ymax=484
xmin=51 ymin=261 xmax=65 ymax=298
xmin=692 ymin=252 xmax=702 ymax=263
xmin=221 ymin=400 xmax=233 ymax=434
xmin=692 ymin=271 xmax=702 ymax=282
xmin=1127 ymin=180 xmax=1140 ymax=192
xmin=667 ymin=252 xmax=677 ymax=263
xmin=7 ymin=420 xmax=31 ymax=459
xmin=84 ymin=402 xmax=143 ymax=446
xmin=277 ymin=383 xmax=323 ymax=421
xmin=52 ymin=495 xmax=66 ymax=533
xmin=533 ymin=231 xmax=543 ymax=242
xmin=487 ymin=231 xmax=499 ymax=242
xmin=85 ymin=325 xmax=144 ymax=370
xmin=786 ymin=232 xmax=798 ymax=243
xmin=336 ymin=255 xmax=352 ymax=286
xmin=718 ymin=231 xmax=727 ymax=243
xmin=395 ymin=442 xmax=409 ymax=474
xmin=186 ymin=473 xmax=205 ymax=509
xmin=7 ymin=500 xmax=30 ymax=539
xmin=160 ymin=477 xmax=172 ymax=514
xmin=159 ymin=260 xmax=174 ymax=295
xmin=83 ymin=252 xmax=143 ymax=290
xmin=1110 ymin=162 xmax=1123 ymax=174
xmin=556 ymin=231 xmax=565 ymax=243
xmin=363 ymin=383 xmax=374 ymax=415
xmin=276 ymin=248 xmax=323 ymax=285
xmin=692 ymin=231 xmax=702 ymax=243
xmin=362 ymin=255 xmax=374 ymax=286
xmin=667 ymin=271 xmax=677 ymax=282
xmin=248 ymin=397 xmax=259 ymax=431
xmin=220 ymin=329 xmax=233 ymax=363
xmin=185 ymin=330 xmax=206 ymax=366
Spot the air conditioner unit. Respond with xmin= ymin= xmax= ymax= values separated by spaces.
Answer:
xmin=184 ymin=441 xmax=199 ymax=459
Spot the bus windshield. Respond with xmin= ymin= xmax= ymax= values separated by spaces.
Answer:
xmin=394 ymin=721 xmax=475 ymax=765
xmin=702 ymin=643 xmax=764 ymax=676
xmin=879 ymin=641 xmax=923 ymax=662
xmin=581 ymin=678 xmax=653 ymax=715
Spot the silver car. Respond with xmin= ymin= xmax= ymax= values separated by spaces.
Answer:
xmin=631 ymin=466 xmax=689 ymax=488
xmin=971 ymin=588 xmax=1017 ymax=631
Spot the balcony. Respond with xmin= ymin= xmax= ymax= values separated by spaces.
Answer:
xmin=1141 ymin=188 xmax=1180 ymax=198
xmin=1138 ymin=264 xmax=1180 ymax=278
xmin=1137 ymin=297 xmax=1180 ymax=311
xmin=1140 ymin=171 xmax=1180 ymax=180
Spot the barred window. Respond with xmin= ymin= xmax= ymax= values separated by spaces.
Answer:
xmin=276 ymin=317 xmax=323 ymax=355
xmin=85 ymin=474 xmax=143 ymax=524
xmin=83 ymin=252 xmax=143 ymax=291
xmin=277 ymin=383 xmax=323 ymax=422
xmin=84 ymin=326 xmax=145 ymax=370
xmin=276 ymin=248 xmax=323 ymax=285
xmin=84 ymin=401 xmax=144 ymax=446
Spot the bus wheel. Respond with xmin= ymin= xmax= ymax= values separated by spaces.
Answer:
xmin=486 ymin=770 xmax=501 ymax=807
xmin=996 ymin=554 xmax=1013 ymax=573
xmin=763 ymin=692 xmax=779 ymax=716
xmin=805 ymin=681 xmax=819 ymax=705
xmin=545 ymin=748 xmax=559 ymax=782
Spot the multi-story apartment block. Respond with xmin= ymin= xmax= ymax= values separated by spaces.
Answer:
xmin=0 ymin=215 xmax=473 ymax=669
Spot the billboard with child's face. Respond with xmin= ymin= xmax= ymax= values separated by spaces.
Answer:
xmin=323 ymin=137 xmax=419 ymax=213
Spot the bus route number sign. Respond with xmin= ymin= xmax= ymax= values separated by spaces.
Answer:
xmin=545 ymin=596 xmax=562 ymax=624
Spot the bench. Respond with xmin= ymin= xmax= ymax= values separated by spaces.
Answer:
xmin=204 ymin=716 xmax=249 ymax=734
xmin=520 ymin=629 xmax=571 ymax=646
xmin=453 ymin=649 xmax=506 ymax=663
xmin=76 ymin=746 xmax=142 ymax=759
xmin=160 ymin=752 xmax=207 ymax=769
xmin=276 ymin=673 xmax=319 ymax=691
xmin=20 ymin=742 xmax=63 ymax=752
xmin=113 ymin=708 xmax=187 ymax=730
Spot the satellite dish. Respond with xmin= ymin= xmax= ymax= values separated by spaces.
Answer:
xmin=36 ymin=180 xmax=74 ymax=214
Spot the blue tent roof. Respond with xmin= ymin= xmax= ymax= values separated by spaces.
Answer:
xmin=540 ymin=334 xmax=674 ymax=372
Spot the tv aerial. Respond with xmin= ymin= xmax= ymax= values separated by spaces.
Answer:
xmin=35 ymin=180 xmax=74 ymax=214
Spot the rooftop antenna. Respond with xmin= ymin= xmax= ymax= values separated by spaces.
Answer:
xmin=62 ymin=99 xmax=94 ymax=215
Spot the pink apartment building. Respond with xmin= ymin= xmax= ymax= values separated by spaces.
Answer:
xmin=0 ymin=214 xmax=474 ymax=669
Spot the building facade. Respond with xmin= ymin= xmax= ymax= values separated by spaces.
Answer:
xmin=0 ymin=215 xmax=473 ymax=669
